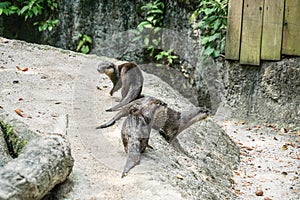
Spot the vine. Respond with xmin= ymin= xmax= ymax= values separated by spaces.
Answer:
xmin=191 ymin=0 xmax=228 ymax=58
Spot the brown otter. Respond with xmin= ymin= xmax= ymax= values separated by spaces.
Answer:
xmin=121 ymin=98 xmax=167 ymax=178
xmin=96 ymin=96 xmax=210 ymax=143
xmin=96 ymin=96 xmax=156 ymax=129
xmin=97 ymin=61 xmax=144 ymax=112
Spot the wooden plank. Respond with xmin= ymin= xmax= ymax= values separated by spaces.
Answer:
xmin=240 ymin=0 xmax=264 ymax=65
xmin=282 ymin=0 xmax=300 ymax=56
xmin=261 ymin=0 xmax=284 ymax=60
xmin=225 ymin=0 xmax=244 ymax=60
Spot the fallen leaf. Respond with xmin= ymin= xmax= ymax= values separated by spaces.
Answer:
xmin=282 ymin=145 xmax=288 ymax=151
xmin=96 ymin=86 xmax=102 ymax=90
xmin=176 ymin=174 xmax=184 ymax=180
xmin=233 ymin=170 xmax=241 ymax=176
xmin=281 ymin=171 xmax=288 ymax=176
xmin=241 ymin=145 xmax=254 ymax=151
xmin=264 ymin=197 xmax=272 ymax=200
xmin=280 ymin=128 xmax=288 ymax=133
xmin=16 ymin=66 xmax=28 ymax=72
xmin=15 ymin=109 xmax=31 ymax=118
xmin=255 ymin=189 xmax=264 ymax=196
xmin=285 ymin=142 xmax=296 ymax=148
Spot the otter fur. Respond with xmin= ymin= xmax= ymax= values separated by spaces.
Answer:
xmin=121 ymin=98 xmax=167 ymax=178
xmin=97 ymin=61 xmax=144 ymax=111
xmin=96 ymin=96 xmax=210 ymax=143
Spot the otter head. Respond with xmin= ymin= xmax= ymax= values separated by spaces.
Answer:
xmin=97 ymin=61 xmax=116 ymax=76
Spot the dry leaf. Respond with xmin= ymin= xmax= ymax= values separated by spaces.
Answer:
xmin=255 ymin=189 xmax=264 ymax=196
xmin=16 ymin=66 xmax=28 ymax=72
xmin=96 ymin=86 xmax=102 ymax=90
xmin=241 ymin=145 xmax=254 ymax=151
xmin=176 ymin=174 xmax=184 ymax=180
xmin=264 ymin=197 xmax=272 ymax=200
xmin=285 ymin=142 xmax=296 ymax=148
xmin=233 ymin=170 xmax=241 ymax=176
xmin=281 ymin=145 xmax=288 ymax=151
xmin=15 ymin=109 xmax=31 ymax=118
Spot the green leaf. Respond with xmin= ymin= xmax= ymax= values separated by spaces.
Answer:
xmin=130 ymin=29 xmax=140 ymax=35
xmin=47 ymin=26 xmax=53 ymax=31
xmin=155 ymin=53 xmax=163 ymax=60
xmin=152 ymin=39 xmax=159 ymax=46
xmin=203 ymin=46 xmax=215 ymax=56
xmin=204 ymin=8 xmax=214 ymax=15
xmin=201 ymin=36 xmax=210 ymax=45
xmin=32 ymin=7 xmax=39 ymax=16
xmin=144 ymin=37 xmax=149 ymax=46
xmin=152 ymin=27 xmax=161 ymax=34
xmin=77 ymin=40 xmax=84 ymax=51
xmin=84 ymin=35 xmax=92 ymax=44
xmin=132 ymin=35 xmax=142 ymax=42
xmin=20 ymin=5 xmax=29 ymax=15
xmin=137 ymin=24 xmax=144 ymax=32
xmin=81 ymin=45 xmax=90 ymax=54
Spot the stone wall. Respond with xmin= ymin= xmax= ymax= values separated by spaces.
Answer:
xmin=200 ymin=58 xmax=300 ymax=126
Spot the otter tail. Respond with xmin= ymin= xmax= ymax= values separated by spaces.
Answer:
xmin=96 ymin=108 xmax=130 ymax=129
xmin=106 ymin=89 xmax=143 ymax=112
xmin=96 ymin=120 xmax=115 ymax=129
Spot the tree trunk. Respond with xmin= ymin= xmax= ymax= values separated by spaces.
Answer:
xmin=0 ymin=134 xmax=74 ymax=200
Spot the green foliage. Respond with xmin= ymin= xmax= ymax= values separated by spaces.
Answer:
xmin=0 ymin=120 xmax=28 ymax=158
xmin=132 ymin=0 xmax=165 ymax=57
xmin=0 ymin=0 xmax=58 ymax=32
xmin=155 ymin=49 xmax=178 ymax=66
xmin=76 ymin=33 xmax=93 ymax=54
xmin=191 ymin=0 xmax=228 ymax=58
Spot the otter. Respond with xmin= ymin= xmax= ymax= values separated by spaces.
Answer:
xmin=96 ymin=96 xmax=210 ymax=143
xmin=96 ymin=96 xmax=156 ymax=129
xmin=97 ymin=61 xmax=144 ymax=112
xmin=121 ymin=98 xmax=167 ymax=178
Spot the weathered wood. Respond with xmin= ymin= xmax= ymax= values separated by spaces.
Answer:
xmin=282 ymin=0 xmax=300 ymax=56
xmin=225 ymin=0 xmax=244 ymax=60
xmin=0 ymin=111 xmax=73 ymax=200
xmin=0 ymin=134 xmax=74 ymax=200
xmin=261 ymin=0 xmax=284 ymax=60
xmin=240 ymin=0 xmax=264 ymax=65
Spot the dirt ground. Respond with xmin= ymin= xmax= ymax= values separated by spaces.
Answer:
xmin=0 ymin=38 xmax=299 ymax=199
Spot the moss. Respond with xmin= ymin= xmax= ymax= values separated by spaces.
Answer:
xmin=0 ymin=120 xmax=28 ymax=158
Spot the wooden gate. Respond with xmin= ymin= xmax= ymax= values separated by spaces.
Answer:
xmin=225 ymin=0 xmax=300 ymax=65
